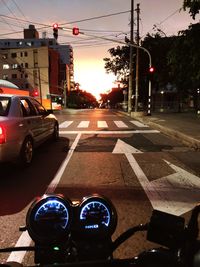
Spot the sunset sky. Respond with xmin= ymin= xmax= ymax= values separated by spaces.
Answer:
xmin=0 ymin=0 xmax=198 ymax=99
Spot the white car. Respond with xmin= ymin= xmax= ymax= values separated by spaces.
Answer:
xmin=0 ymin=94 xmax=59 ymax=165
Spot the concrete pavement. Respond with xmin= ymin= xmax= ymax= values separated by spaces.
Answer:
xmin=55 ymin=108 xmax=200 ymax=150
xmin=134 ymin=112 xmax=200 ymax=150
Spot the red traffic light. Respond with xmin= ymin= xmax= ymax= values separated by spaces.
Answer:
xmin=149 ymin=66 xmax=155 ymax=73
xmin=72 ymin=27 xmax=79 ymax=35
xmin=53 ymin=23 xmax=58 ymax=40
xmin=53 ymin=23 xmax=58 ymax=29
xmin=33 ymin=89 xmax=39 ymax=97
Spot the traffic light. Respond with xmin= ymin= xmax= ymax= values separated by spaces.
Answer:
xmin=72 ymin=27 xmax=79 ymax=35
xmin=149 ymin=66 xmax=155 ymax=73
xmin=53 ymin=23 xmax=58 ymax=40
xmin=148 ymin=66 xmax=155 ymax=81
xmin=32 ymin=89 xmax=39 ymax=97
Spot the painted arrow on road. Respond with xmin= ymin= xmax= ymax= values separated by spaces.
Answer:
xmin=113 ymin=139 xmax=200 ymax=216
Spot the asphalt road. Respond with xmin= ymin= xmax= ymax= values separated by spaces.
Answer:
xmin=0 ymin=108 xmax=200 ymax=264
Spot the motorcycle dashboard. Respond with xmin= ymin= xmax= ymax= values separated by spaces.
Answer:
xmin=26 ymin=194 xmax=117 ymax=244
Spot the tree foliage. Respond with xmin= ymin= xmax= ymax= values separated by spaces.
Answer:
xmin=183 ymin=0 xmax=200 ymax=19
xmin=101 ymin=89 xmax=124 ymax=107
xmin=167 ymin=22 xmax=200 ymax=109
xmin=104 ymin=45 xmax=130 ymax=87
xmin=67 ymin=89 xmax=97 ymax=109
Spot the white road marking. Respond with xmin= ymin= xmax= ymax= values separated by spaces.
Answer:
xmin=114 ymin=120 xmax=128 ymax=128
xmin=59 ymin=129 xmax=159 ymax=134
xmin=97 ymin=121 xmax=108 ymax=128
xmin=6 ymin=231 xmax=31 ymax=263
xmin=77 ymin=121 xmax=90 ymax=128
xmin=151 ymin=160 xmax=200 ymax=215
xmin=113 ymin=139 xmax=200 ymax=216
xmin=130 ymin=120 xmax=149 ymax=127
xmin=7 ymin=133 xmax=82 ymax=263
xmin=113 ymin=139 xmax=142 ymax=154
xmin=59 ymin=121 xmax=73 ymax=128
xmin=46 ymin=132 xmax=82 ymax=193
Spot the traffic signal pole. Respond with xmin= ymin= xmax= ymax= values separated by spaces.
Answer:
xmin=128 ymin=0 xmax=134 ymax=113
xmin=61 ymin=25 xmax=153 ymax=115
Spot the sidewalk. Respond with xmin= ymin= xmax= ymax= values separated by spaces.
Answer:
xmin=135 ymin=112 xmax=200 ymax=150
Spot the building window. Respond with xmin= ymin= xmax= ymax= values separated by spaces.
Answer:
xmin=20 ymin=52 xmax=23 ymax=57
xmin=12 ymin=73 xmax=17 ymax=79
xmin=25 ymin=73 xmax=28 ymax=78
xmin=25 ymin=63 xmax=28 ymax=68
xmin=24 ymin=51 xmax=28 ymax=57
xmin=2 ymin=54 xmax=8 ymax=59
xmin=25 ymin=42 xmax=32 ymax=47
xmin=11 ymin=53 xmax=17 ymax=58
xmin=11 ymin=64 xmax=18 ymax=69
xmin=25 ymin=83 xmax=29 ymax=89
xmin=3 ymin=64 xmax=9 ymax=69
xmin=3 ymin=74 xmax=8 ymax=80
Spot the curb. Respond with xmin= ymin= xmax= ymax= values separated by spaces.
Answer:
xmin=137 ymin=116 xmax=200 ymax=150
xmin=115 ymin=110 xmax=200 ymax=150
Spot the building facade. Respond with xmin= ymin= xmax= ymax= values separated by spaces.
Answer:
xmin=0 ymin=25 xmax=74 ymax=109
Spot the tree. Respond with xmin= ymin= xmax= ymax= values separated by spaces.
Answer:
xmin=104 ymin=45 xmax=131 ymax=87
xmin=167 ymin=22 xmax=200 ymax=111
xmin=183 ymin=0 xmax=200 ymax=19
xmin=67 ymin=89 xmax=97 ymax=108
xmin=100 ymin=89 xmax=124 ymax=108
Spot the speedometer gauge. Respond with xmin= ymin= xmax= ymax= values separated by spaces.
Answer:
xmin=78 ymin=194 xmax=117 ymax=237
xmin=26 ymin=194 xmax=72 ymax=243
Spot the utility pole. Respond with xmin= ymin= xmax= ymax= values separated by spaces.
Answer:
xmin=135 ymin=3 xmax=140 ymax=112
xmin=128 ymin=0 xmax=134 ymax=113
xmin=63 ymin=80 xmax=67 ymax=108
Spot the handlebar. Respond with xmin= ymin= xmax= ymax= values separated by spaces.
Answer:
xmin=1 ymin=194 xmax=200 ymax=267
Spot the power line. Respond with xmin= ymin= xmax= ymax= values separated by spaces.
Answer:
xmin=141 ymin=8 xmax=180 ymax=38
xmin=63 ymin=10 xmax=130 ymax=25
xmin=11 ymin=0 xmax=28 ymax=21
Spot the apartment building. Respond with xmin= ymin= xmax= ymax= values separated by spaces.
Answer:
xmin=0 ymin=25 xmax=74 ymax=109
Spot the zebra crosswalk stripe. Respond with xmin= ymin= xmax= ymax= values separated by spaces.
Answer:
xmin=114 ymin=121 xmax=128 ymax=128
xmin=97 ymin=121 xmax=108 ymax=128
xmin=130 ymin=120 xmax=149 ymax=127
xmin=77 ymin=121 xmax=90 ymax=128
xmin=59 ymin=121 xmax=73 ymax=128
xmin=59 ymin=120 xmax=149 ymax=129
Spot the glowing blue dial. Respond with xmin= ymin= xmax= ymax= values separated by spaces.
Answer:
xmin=34 ymin=199 xmax=69 ymax=231
xmin=80 ymin=200 xmax=111 ymax=229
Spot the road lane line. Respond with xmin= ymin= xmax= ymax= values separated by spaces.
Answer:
xmin=97 ymin=121 xmax=108 ymax=128
xmin=59 ymin=121 xmax=73 ymax=128
xmin=114 ymin=120 xmax=128 ymax=128
xmin=7 ymin=133 xmax=82 ymax=263
xmin=6 ymin=230 xmax=31 ymax=263
xmin=77 ymin=121 xmax=90 ymax=128
xmin=46 ymin=132 xmax=82 ymax=193
xmin=130 ymin=120 xmax=149 ymax=127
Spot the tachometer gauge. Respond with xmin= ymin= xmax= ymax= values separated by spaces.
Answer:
xmin=78 ymin=194 xmax=117 ymax=237
xmin=26 ymin=194 xmax=72 ymax=243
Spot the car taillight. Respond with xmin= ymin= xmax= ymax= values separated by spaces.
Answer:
xmin=0 ymin=125 xmax=6 ymax=144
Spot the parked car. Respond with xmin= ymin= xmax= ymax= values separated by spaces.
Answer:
xmin=0 ymin=94 xmax=59 ymax=166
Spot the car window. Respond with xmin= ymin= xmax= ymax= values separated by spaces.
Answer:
xmin=20 ymin=99 xmax=37 ymax=117
xmin=0 ymin=96 xmax=11 ymax=116
xmin=30 ymin=99 xmax=47 ymax=116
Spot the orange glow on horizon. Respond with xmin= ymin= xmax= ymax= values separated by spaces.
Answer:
xmin=74 ymin=58 xmax=116 ymax=100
